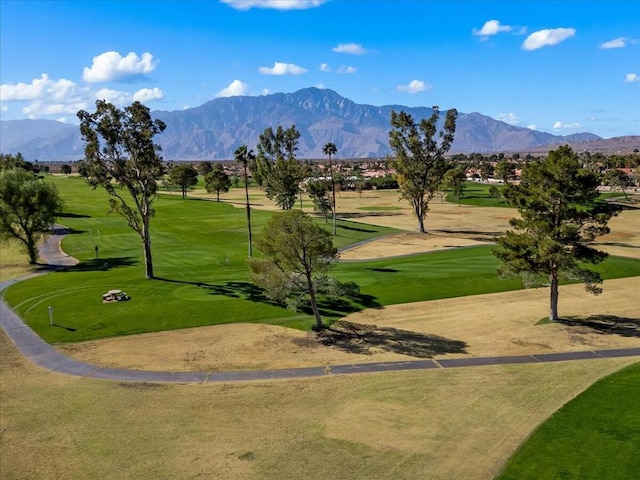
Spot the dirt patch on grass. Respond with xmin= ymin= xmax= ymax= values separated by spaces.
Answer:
xmin=58 ymin=277 xmax=639 ymax=371
xmin=340 ymin=231 xmax=490 ymax=260
xmin=592 ymin=208 xmax=640 ymax=258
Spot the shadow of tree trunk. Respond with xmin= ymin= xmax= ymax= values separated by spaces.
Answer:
xmin=313 ymin=320 xmax=467 ymax=358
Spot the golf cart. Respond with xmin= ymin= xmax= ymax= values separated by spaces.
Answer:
xmin=102 ymin=289 xmax=130 ymax=303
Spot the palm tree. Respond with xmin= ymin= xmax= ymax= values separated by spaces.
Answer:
xmin=234 ymin=145 xmax=256 ymax=257
xmin=322 ymin=142 xmax=338 ymax=235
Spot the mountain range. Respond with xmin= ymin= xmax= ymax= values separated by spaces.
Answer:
xmin=0 ymin=87 xmax=628 ymax=161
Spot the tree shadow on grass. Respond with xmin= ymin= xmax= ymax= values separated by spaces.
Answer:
xmin=310 ymin=292 xmax=382 ymax=318
xmin=559 ymin=315 xmax=640 ymax=338
xmin=154 ymin=277 xmax=382 ymax=316
xmin=593 ymin=241 xmax=640 ymax=249
xmin=154 ymin=277 xmax=282 ymax=306
xmin=52 ymin=226 xmax=86 ymax=235
xmin=339 ymin=212 xmax=403 ymax=220
xmin=62 ymin=257 xmax=138 ymax=272
xmin=337 ymin=224 xmax=378 ymax=233
xmin=57 ymin=212 xmax=91 ymax=219
xmin=314 ymin=320 xmax=468 ymax=358
xmin=52 ymin=323 xmax=77 ymax=332
xmin=203 ymin=281 xmax=279 ymax=304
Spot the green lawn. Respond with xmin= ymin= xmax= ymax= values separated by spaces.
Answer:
xmin=3 ymin=174 xmax=639 ymax=344
xmin=497 ymin=362 xmax=640 ymax=480
xmin=444 ymin=182 xmax=627 ymax=207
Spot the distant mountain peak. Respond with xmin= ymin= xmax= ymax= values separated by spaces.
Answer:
xmin=0 ymin=87 xmax=613 ymax=161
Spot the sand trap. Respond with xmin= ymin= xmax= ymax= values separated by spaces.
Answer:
xmin=340 ymin=232 xmax=491 ymax=260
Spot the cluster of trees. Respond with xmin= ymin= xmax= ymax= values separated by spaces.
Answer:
xmin=0 ymin=154 xmax=64 ymax=264
xmin=3 ymin=98 xmax=625 ymax=327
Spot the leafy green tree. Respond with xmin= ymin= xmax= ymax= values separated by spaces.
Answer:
xmin=257 ymin=125 xmax=303 ymax=210
xmin=602 ymin=169 xmax=633 ymax=201
xmin=443 ymin=167 xmax=466 ymax=205
xmin=0 ymin=153 xmax=38 ymax=172
xmin=350 ymin=164 xmax=367 ymax=197
xmin=234 ymin=145 xmax=255 ymax=257
xmin=0 ymin=168 xmax=64 ymax=264
xmin=479 ymin=161 xmax=494 ymax=182
xmin=247 ymin=210 xmax=344 ymax=329
xmin=306 ymin=178 xmax=332 ymax=222
xmin=60 ymin=164 xmax=72 ymax=175
xmin=205 ymin=163 xmax=231 ymax=201
xmin=77 ymin=100 xmax=166 ymax=279
xmin=322 ymin=142 xmax=338 ymax=234
xmin=495 ymin=160 xmax=516 ymax=184
xmin=75 ymin=160 xmax=89 ymax=178
xmin=196 ymin=161 xmax=213 ymax=176
xmin=388 ymin=107 xmax=457 ymax=233
xmin=493 ymin=146 xmax=616 ymax=321
xmin=488 ymin=185 xmax=502 ymax=203
xmin=169 ymin=164 xmax=199 ymax=198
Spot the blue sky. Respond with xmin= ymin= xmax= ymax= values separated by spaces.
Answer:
xmin=1 ymin=0 xmax=638 ymax=138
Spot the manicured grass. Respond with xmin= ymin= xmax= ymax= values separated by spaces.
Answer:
xmin=2 ymin=175 xmax=398 ymax=342
xmin=445 ymin=182 xmax=510 ymax=207
xmin=444 ymin=182 xmax=627 ymax=207
xmin=0 ymin=239 xmax=38 ymax=281
xmin=497 ymin=362 xmax=640 ymax=480
xmin=4 ymin=175 xmax=639 ymax=343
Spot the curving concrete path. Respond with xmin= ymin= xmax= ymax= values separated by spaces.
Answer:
xmin=1 ymin=228 xmax=638 ymax=384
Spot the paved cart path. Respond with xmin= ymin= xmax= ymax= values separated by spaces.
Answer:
xmin=1 ymin=227 xmax=638 ymax=384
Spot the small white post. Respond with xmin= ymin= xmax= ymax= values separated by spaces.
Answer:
xmin=48 ymin=306 xmax=54 ymax=326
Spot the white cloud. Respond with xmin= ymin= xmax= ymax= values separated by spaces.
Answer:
xmin=133 ymin=87 xmax=165 ymax=102
xmin=95 ymin=87 xmax=164 ymax=105
xmin=95 ymin=88 xmax=131 ymax=105
xmin=527 ymin=124 xmax=537 ymax=130
xmin=332 ymin=43 xmax=368 ymax=55
xmin=1 ymin=104 xmax=7 ymax=112
xmin=258 ymin=62 xmax=307 ymax=75
xmin=553 ymin=121 xmax=581 ymax=130
xmin=83 ymin=51 xmax=158 ymax=83
xmin=182 ymin=105 xmax=190 ymax=110
xmin=600 ymin=37 xmax=627 ymax=49
xmin=497 ymin=113 xmax=520 ymax=125
xmin=22 ymin=100 xmax=88 ymax=116
xmin=1 ymin=74 xmax=89 ymax=116
xmin=0 ymin=73 xmax=78 ymax=101
xmin=320 ymin=63 xmax=357 ymax=74
xmin=396 ymin=79 xmax=430 ymax=94
xmin=57 ymin=117 xmax=68 ymax=123
xmin=220 ymin=0 xmax=325 ymax=10
xmin=624 ymin=73 xmax=640 ymax=83
xmin=261 ymin=88 xmax=270 ymax=95
xmin=314 ymin=83 xmax=325 ymax=89
xmin=522 ymin=28 xmax=575 ymax=51
xmin=216 ymin=79 xmax=249 ymax=97
xmin=473 ymin=20 xmax=512 ymax=37
xmin=336 ymin=65 xmax=357 ymax=74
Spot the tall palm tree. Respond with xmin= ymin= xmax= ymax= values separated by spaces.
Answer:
xmin=234 ymin=145 xmax=256 ymax=257
xmin=322 ymin=142 xmax=338 ymax=235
